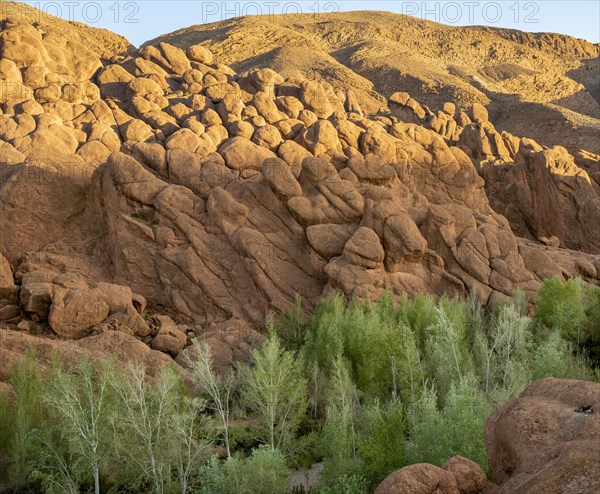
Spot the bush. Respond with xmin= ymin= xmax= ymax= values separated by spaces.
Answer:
xmin=406 ymin=379 xmax=490 ymax=473
xmin=357 ymin=398 xmax=406 ymax=485
xmin=2 ymin=283 xmax=599 ymax=493
xmin=405 ymin=385 xmax=449 ymax=467
xmin=313 ymin=473 xmax=369 ymax=494
xmin=4 ymin=349 xmax=45 ymax=492
xmin=198 ymin=447 xmax=290 ymax=494
xmin=532 ymin=331 xmax=594 ymax=380
xmin=534 ymin=277 xmax=586 ymax=343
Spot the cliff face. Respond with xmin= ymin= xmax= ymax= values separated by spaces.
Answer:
xmin=0 ymin=6 xmax=599 ymax=383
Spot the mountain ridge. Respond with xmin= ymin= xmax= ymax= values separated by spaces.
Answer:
xmin=146 ymin=11 xmax=600 ymax=154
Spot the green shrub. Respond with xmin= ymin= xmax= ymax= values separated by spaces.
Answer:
xmin=534 ymin=277 xmax=586 ymax=343
xmin=532 ymin=331 xmax=595 ymax=380
xmin=405 ymin=385 xmax=449 ymax=467
xmin=199 ymin=447 xmax=290 ymax=494
xmin=5 ymin=349 xmax=45 ymax=491
xmin=357 ymin=398 xmax=406 ymax=486
xmin=318 ymin=358 xmax=360 ymax=483
xmin=406 ymin=379 xmax=490 ymax=473
xmin=240 ymin=328 xmax=308 ymax=452
xmin=313 ymin=473 xmax=369 ymax=494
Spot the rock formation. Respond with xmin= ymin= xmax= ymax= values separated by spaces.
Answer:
xmin=485 ymin=377 xmax=600 ymax=494
xmin=148 ymin=11 xmax=600 ymax=155
xmin=0 ymin=5 xmax=599 ymax=385
xmin=375 ymin=378 xmax=600 ymax=494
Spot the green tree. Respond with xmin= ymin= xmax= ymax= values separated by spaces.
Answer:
xmin=406 ymin=379 xmax=490 ymax=472
xmin=357 ymin=398 xmax=406 ymax=486
xmin=319 ymin=357 xmax=360 ymax=483
xmin=303 ymin=293 xmax=346 ymax=374
xmin=534 ymin=277 xmax=587 ymax=346
xmin=476 ymin=303 xmax=531 ymax=401
xmin=405 ymin=385 xmax=449 ymax=467
xmin=240 ymin=328 xmax=308 ymax=451
xmin=43 ymin=359 xmax=115 ymax=494
xmin=442 ymin=379 xmax=491 ymax=471
xmin=2 ymin=349 xmax=45 ymax=491
xmin=427 ymin=304 xmax=471 ymax=395
xmin=532 ymin=331 xmax=594 ymax=381
xmin=172 ymin=395 xmax=213 ymax=494
xmin=112 ymin=363 xmax=182 ymax=494
xmin=185 ymin=340 xmax=235 ymax=459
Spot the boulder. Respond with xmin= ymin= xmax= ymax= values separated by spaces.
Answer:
xmin=442 ymin=456 xmax=488 ymax=494
xmin=485 ymin=378 xmax=600 ymax=494
xmin=375 ymin=463 xmax=460 ymax=494
xmin=140 ymin=42 xmax=191 ymax=75
xmin=0 ymin=253 xmax=16 ymax=299
xmin=219 ymin=136 xmax=276 ymax=171
xmin=300 ymin=80 xmax=332 ymax=119
xmin=186 ymin=44 xmax=213 ymax=64
xmin=151 ymin=315 xmax=187 ymax=355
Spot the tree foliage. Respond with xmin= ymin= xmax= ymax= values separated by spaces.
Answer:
xmin=1 ymin=278 xmax=597 ymax=493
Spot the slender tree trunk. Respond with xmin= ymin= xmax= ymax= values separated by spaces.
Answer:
xmin=270 ymin=420 xmax=275 ymax=452
xmin=93 ymin=462 xmax=100 ymax=494
xmin=221 ymin=411 xmax=231 ymax=459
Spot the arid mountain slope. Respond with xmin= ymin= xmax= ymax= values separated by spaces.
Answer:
xmin=0 ymin=1 xmax=133 ymax=60
xmin=148 ymin=11 xmax=600 ymax=154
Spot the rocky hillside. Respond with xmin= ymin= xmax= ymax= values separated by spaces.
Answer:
xmin=1 ymin=5 xmax=599 ymax=386
xmin=149 ymin=11 xmax=600 ymax=155
xmin=0 ymin=1 xmax=133 ymax=60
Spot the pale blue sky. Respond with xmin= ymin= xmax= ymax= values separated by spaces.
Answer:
xmin=16 ymin=1 xmax=600 ymax=46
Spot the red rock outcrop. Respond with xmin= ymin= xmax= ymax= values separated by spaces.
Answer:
xmin=485 ymin=378 xmax=600 ymax=494
xmin=0 ymin=7 xmax=599 ymax=380
xmin=376 ymin=379 xmax=600 ymax=494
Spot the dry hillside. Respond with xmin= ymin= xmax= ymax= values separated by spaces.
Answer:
xmin=148 ymin=11 xmax=600 ymax=154
xmin=1 ymin=1 xmax=133 ymax=59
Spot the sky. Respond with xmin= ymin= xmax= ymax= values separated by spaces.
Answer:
xmin=13 ymin=0 xmax=600 ymax=46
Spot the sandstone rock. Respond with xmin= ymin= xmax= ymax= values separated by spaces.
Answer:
xmin=141 ymin=42 xmax=191 ymax=75
xmin=219 ymin=136 xmax=276 ymax=171
xmin=177 ymin=319 xmax=264 ymax=375
xmin=472 ymin=103 xmax=489 ymax=124
xmin=262 ymin=157 xmax=302 ymax=200
xmin=375 ymin=463 xmax=460 ymax=494
xmin=150 ymin=315 xmax=187 ymax=355
xmin=359 ymin=127 xmax=399 ymax=164
xmin=306 ymin=224 xmax=358 ymax=259
xmin=276 ymin=95 xmax=304 ymax=119
xmin=300 ymin=80 xmax=332 ymax=119
xmin=278 ymin=140 xmax=312 ymax=177
xmin=485 ymin=378 xmax=600 ymax=494
xmin=97 ymin=64 xmax=134 ymax=98
xmin=49 ymin=290 xmax=110 ymax=339
xmin=186 ymin=44 xmax=213 ymax=64
xmin=1 ymin=8 xmax=597 ymax=380
xmin=442 ymin=456 xmax=488 ymax=494
xmin=252 ymin=124 xmax=283 ymax=151
xmin=0 ymin=304 xmax=20 ymax=321
xmin=0 ymin=253 xmax=16 ymax=299
xmin=251 ymin=91 xmax=283 ymax=123
xmin=343 ymin=227 xmax=385 ymax=269
xmin=248 ymin=68 xmax=284 ymax=94
xmin=300 ymin=120 xmax=342 ymax=157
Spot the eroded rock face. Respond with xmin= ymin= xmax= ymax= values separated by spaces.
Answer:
xmin=485 ymin=378 xmax=600 ymax=494
xmin=0 ymin=328 xmax=178 ymax=382
xmin=0 ymin=8 xmax=599 ymax=378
